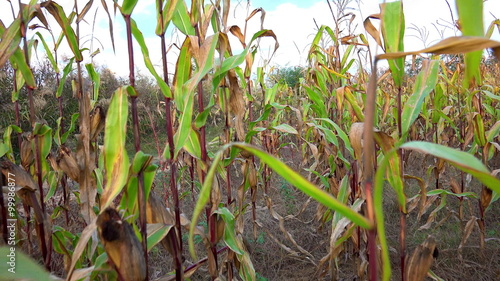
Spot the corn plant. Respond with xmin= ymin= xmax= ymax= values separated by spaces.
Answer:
xmin=1 ymin=0 xmax=500 ymax=281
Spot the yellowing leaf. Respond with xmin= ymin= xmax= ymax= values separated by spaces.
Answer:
xmin=101 ymin=87 xmax=130 ymax=209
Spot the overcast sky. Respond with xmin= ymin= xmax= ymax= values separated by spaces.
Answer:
xmin=1 ymin=0 xmax=499 ymax=77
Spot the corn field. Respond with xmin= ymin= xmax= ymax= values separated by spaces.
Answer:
xmin=0 ymin=0 xmax=499 ymax=280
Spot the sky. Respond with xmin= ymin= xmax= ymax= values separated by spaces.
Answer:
xmin=1 ymin=0 xmax=499 ymax=77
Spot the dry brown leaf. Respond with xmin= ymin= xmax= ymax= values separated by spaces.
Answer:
xmin=20 ymin=133 xmax=34 ymax=170
xmin=404 ymin=175 xmax=427 ymax=217
xmin=380 ymin=89 xmax=391 ymax=123
xmin=459 ymin=216 xmax=478 ymax=250
xmin=377 ymin=36 xmax=500 ymax=60
xmin=405 ymin=236 xmax=438 ymax=281
xmin=1 ymin=160 xmax=37 ymax=191
xmin=222 ymin=0 xmax=230 ymax=30
xmin=199 ymin=4 xmax=215 ymax=40
xmin=264 ymin=196 xmax=314 ymax=259
xmin=210 ymin=174 xmax=222 ymax=214
xmin=68 ymin=266 xmax=95 ymax=281
xmin=207 ymin=244 xmax=218 ymax=278
xmin=363 ymin=14 xmax=384 ymax=51
xmin=97 ymin=208 xmax=146 ymax=281
xmin=418 ymin=196 xmax=441 ymax=230
xmin=480 ymin=186 xmax=493 ymax=212
xmin=58 ymin=145 xmax=80 ymax=183
xmin=246 ymin=8 xmax=265 ymax=30
xmin=349 ymin=122 xmax=364 ymax=161
xmin=256 ymin=30 xmax=279 ymax=57
xmin=66 ymin=219 xmax=98 ymax=280
xmin=229 ymin=25 xmax=246 ymax=48
xmin=449 ymin=178 xmax=461 ymax=194
xmin=374 ymin=131 xmax=395 ymax=153
xmin=336 ymin=87 xmax=345 ymax=114
xmin=189 ymin=35 xmax=214 ymax=68
xmin=418 ymin=195 xmax=438 ymax=222
xmin=227 ymin=69 xmax=246 ymax=141
xmin=89 ymin=106 xmax=105 ymax=142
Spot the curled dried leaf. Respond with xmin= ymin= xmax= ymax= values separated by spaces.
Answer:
xmin=405 ymin=236 xmax=438 ymax=281
xmin=57 ymin=146 xmax=80 ymax=183
xmin=20 ymin=133 xmax=34 ymax=170
xmin=480 ymin=186 xmax=493 ymax=212
xmin=377 ymin=36 xmax=500 ymax=60
xmin=90 ymin=106 xmax=105 ymax=142
xmin=1 ymin=160 xmax=37 ymax=191
xmin=227 ymin=69 xmax=246 ymax=141
xmin=97 ymin=208 xmax=146 ymax=281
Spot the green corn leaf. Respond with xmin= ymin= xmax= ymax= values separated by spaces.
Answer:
xmin=272 ymin=124 xmax=298 ymax=135
xmin=101 ymin=87 xmax=130 ymax=210
xmin=381 ymin=1 xmax=405 ymax=87
xmin=332 ymin=174 xmax=351 ymax=225
xmin=183 ymin=128 xmax=201 ymax=160
xmin=456 ymin=0 xmax=483 ymax=87
xmin=131 ymin=151 xmax=153 ymax=176
xmin=61 ymin=113 xmax=79 ymax=145
xmin=56 ymin=58 xmax=74 ymax=98
xmin=172 ymin=0 xmax=196 ymax=36
xmin=85 ymin=63 xmax=100 ymax=107
xmin=233 ymin=144 xmax=371 ymax=227
xmin=472 ymin=113 xmax=486 ymax=147
xmin=341 ymin=45 xmax=354 ymax=68
xmin=10 ymin=48 xmax=36 ymax=89
xmin=33 ymin=123 xmax=53 ymax=178
xmin=189 ymin=150 xmax=223 ymax=259
xmin=401 ymin=141 xmax=500 ymax=194
xmin=264 ymin=84 xmax=278 ymax=105
xmin=44 ymin=171 xmax=59 ymax=202
xmin=401 ymin=60 xmax=439 ymax=136
xmin=173 ymin=87 xmax=193 ymax=160
xmin=122 ymin=0 xmax=138 ymax=15
xmin=11 ymin=67 xmax=25 ymax=102
xmin=344 ymin=88 xmax=364 ymax=121
xmin=304 ymin=87 xmax=327 ymax=118
xmin=130 ymin=19 xmax=171 ymax=98
xmin=155 ymin=0 xmax=179 ymax=35
xmin=0 ymin=19 xmax=22 ymax=69
xmin=143 ymin=164 xmax=158 ymax=199
xmin=194 ymin=106 xmax=211 ymax=129
xmin=35 ymin=32 xmax=59 ymax=72
xmin=95 ymin=167 xmax=104 ymax=195
xmin=213 ymin=29 xmax=278 ymax=89
xmin=316 ymin=118 xmax=354 ymax=158
xmin=373 ymin=149 xmax=396 ymax=281
xmin=0 ymin=247 xmax=54 ymax=280
xmin=174 ymin=34 xmax=218 ymax=159
xmin=0 ymin=142 xmax=9 ymax=158
xmin=308 ymin=25 xmax=337 ymax=62
xmin=313 ymin=123 xmax=339 ymax=146
xmin=3 ymin=125 xmax=22 ymax=162
xmin=426 ymin=189 xmax=478 ymax=199
xmin=486 ymin=120 xmax=500 ymax=142
xmin=173 ymin=37 xmax=192 ymax=109
xmin=212 ymin=50 xmax=248 ymax=89
xmin=42 ymin=1 xmax=83 ymax=62
xmin=147 ymin=224 xmax=173 ymax=252
xmin=214 ymin=207 xmax=244 ymax=255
